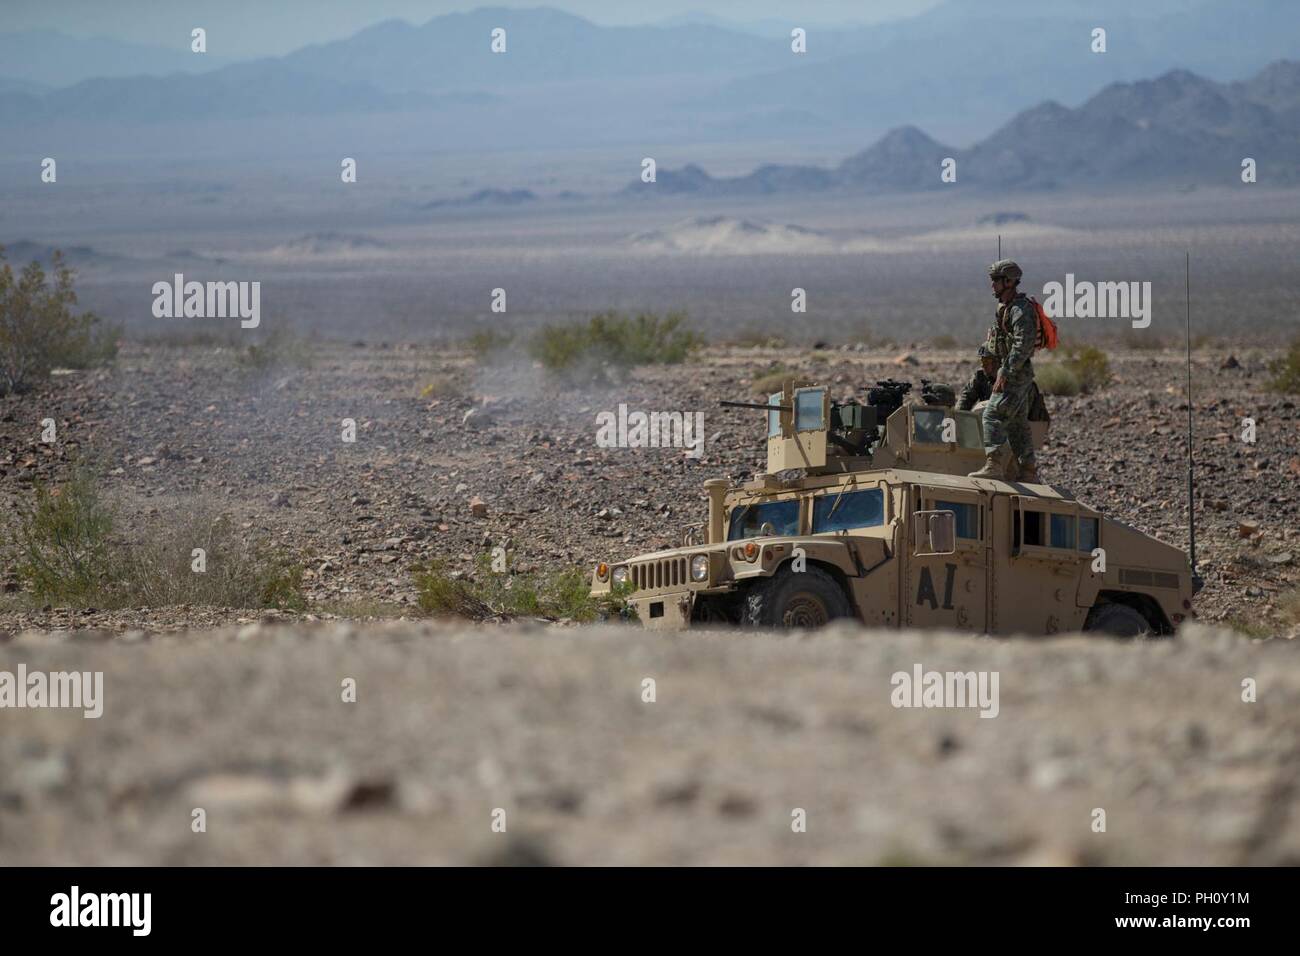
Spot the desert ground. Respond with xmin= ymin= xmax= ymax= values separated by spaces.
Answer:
xmin=1 ymin=339 xmax=1297 ymax=865
xmin=3 ymin=619 xmax=1297 ymax=866
xmin=2 ymin=339 xmax=1296 ymax=631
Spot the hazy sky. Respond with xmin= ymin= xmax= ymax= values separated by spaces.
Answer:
xmin=4 ymin=1 xmax=943 ymax=57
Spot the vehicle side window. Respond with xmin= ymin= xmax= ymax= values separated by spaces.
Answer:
xmin=1050 ymin=513 xmax=1076 ymax=550
xmin=935 ymin=499 xmax=980 ymax=539
xmin=727 ymin=499 xmax=800 ymax=540
xmin=1022 ymin=510 xmax=1046 ymax=547
xmin=813 ymin=488 xmax=884 ymax=533
xmin=1079 ymin=517 xmax=1099 ymax=553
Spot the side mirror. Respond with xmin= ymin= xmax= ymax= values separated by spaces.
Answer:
xmin=914 ymin=510 xmax=956 ymax=555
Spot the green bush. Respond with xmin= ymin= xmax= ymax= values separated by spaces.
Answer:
xmin=1062 ymin=345 xmax=1113 ymax=393
xmin=12 ymin=467 xmax=115 ymax=605
xmin=7 ymin=471 xmax=306 ymax=610
xmin=528 ymin=311 xmax=701 ymax=381
xmin=1034 ymin=362 xmax=1082 ymax=397
xmin=1036 ymin=345 xmax=1110 ymax=396
xmin=0 ymin=249 xmax=117 ymax=394
xmin=413 ymin=555 xmax=632 ymax=622
xmin=750 ymin=366 xmax=798 ymax=396
xmin=466 ymin=328 xmax=514 ymax=360
xmin=234 ymin=327 xmax=314 ymax=372
xmin=1267 ymin=338 xmax=1300 ymax=394
xmin=119 ymin=511 xmax=306 ymax=610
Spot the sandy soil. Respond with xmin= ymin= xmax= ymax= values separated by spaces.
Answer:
xmin=1 ymin=620 xmax=1296 ymax=866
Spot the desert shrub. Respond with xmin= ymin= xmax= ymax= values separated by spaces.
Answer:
xmin=119 ymin=512 xmax=306 ymax=610
xmin=729 ymin=329 xmax=787 ymax=348
xmin=466 ymin=328 xmax=514 ymax=359
xmin=1054 ymin=345 xmax=1112 ymax=394
xmin=1267 ymin=338 xmax=1300 ymax=394
xmin=0 ymin=249 xmax=117 ymax=394
xmin=11 ymin=466 xmax=115 ymax=604
xmin=420 ymin=375 xmax=465 ymax=399
xmin=1280 ymin=588 xmax=1300 ymax=627
xmin=528 ymin=311 xmax=701 ymax=381
xmin=413 ymin=556 xmax=631 ymax=622
xmin=1034 ymin=362 xmax=1082 ymax=397
xmin=1225 ymin=615 xmax=1273 ymax=640
xmin=133 ymin=327 xmax=242 ymax=349
xmin=234 ymin=327 xmax=314 ymax=372
xmin=1035 ymin=344 xmax=1112 ymax=396
xmin=750 ymin=366 xmax=799 ymax=395
xmin=7 ymin=472 xmax=306 ymax=610
xmin=1120 ymin=331 xmax=1169 ymax=351
xmin=930 ymin=333 xmax=958 ymax=349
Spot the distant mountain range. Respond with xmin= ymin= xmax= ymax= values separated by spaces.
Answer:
xmin=0 ymin=30 xmax=236 ymax=87
xmin=4 ymin=2 xmax=1300 ymax=149
xmin=628 ymin=61 xmax=1300 ymax=194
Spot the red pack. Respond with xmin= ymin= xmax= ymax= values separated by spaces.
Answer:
xmin=1028 ymin=297 xmax=1059 ymax=350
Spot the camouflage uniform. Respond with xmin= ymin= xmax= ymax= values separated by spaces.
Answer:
xmin=957 ymin=345 xmax=995 ymax=411
xmin=982 ymin=292 xmax=1038 ymax=470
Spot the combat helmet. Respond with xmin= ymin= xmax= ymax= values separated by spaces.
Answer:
xmin=988 ymin=258 xmax=1023 ymax=283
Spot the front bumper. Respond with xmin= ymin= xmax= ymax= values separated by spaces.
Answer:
xmin=628 ymin=590 xmax=696 ymax=629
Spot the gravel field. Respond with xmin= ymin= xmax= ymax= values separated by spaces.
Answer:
xmin=1 ymin=341 xmax=1297 ymax=866
xmin=1 ymin=620 xmax=1296 ymax=866
xmin=2 ymin=341 xmax=1296 ymax=632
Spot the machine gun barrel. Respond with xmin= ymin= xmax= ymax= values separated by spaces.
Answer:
xmin=719 ymin=400 xmax=793 ymax=411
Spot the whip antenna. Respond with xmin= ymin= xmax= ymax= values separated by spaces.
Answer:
xmin=1185 ymin=251 xmax=1202 ymax=592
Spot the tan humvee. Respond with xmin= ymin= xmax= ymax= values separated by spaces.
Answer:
xmin=591 ymin=380 xmax=1198 ymax=636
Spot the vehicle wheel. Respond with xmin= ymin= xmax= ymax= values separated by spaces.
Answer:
xmin=1083 ymin=602 xmax=1152 ymax=638
xmin=741 ymin=566 xmax=852 ymax=629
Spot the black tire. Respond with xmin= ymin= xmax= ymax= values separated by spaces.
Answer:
xmin=741 ymin=565 xmax=852 ymax=629
xmin=1083 ymin=601 xmax=1152 ymax=638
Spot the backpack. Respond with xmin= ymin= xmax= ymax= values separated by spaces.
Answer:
xmin=1028 ymin=297 xmax=1059 ymax=350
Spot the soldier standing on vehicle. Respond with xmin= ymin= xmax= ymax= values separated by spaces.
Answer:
xmin=957 ymin=343 xmax=999 ymax=411
xmin=969 ymin=259 xmax=1039 ymax=482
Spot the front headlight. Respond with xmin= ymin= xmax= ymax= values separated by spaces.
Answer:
xmin=611 ymin=566 xmax=629 ymax=586
xmin=691 ymin=554 xmax=709 ymax=582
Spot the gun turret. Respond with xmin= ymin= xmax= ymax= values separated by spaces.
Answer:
xmin=721 ymin=380 xmax=878 ymax=474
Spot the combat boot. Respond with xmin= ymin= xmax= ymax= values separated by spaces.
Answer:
xmin=968 ymin=444 xmax=1012 ymax=479
xmin=1017 ymin=460 xmax=1040 ymax=483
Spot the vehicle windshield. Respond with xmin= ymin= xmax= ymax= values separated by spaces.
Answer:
xmin=813 ymin=488 xmax=884 ymax=533
xmin=727 ymin=498 xmax=800 ymax=540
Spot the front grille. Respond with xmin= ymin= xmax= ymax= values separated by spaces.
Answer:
xmin=631 ymin=556 xmax=689 ymax=592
